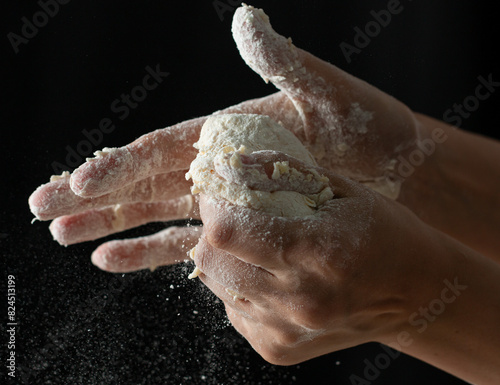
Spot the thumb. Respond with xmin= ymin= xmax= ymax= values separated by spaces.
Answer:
xmin=231 ymin=4 xmax=356 ymax=103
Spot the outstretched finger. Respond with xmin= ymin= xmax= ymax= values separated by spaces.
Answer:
xmin=49 ymin=195 xmax=198 ymax=245
xmin=68 ymin=93 xmax=302 ymax=199
xmin=69 ymin=117 xmax=204 ymax=198
xmin=91 ymin=225 xmax=202 ymax=273
xmin=29 ymin=170 xmax=191 ymax=220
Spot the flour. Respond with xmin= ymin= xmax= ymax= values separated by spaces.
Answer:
xmin=231 ymin=4 xmax=406 ymax=200
xmin=186 ymin=114 xmax=333 ymax=217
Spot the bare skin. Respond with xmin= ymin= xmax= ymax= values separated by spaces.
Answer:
xmin=28 ymin=4 xmax=500 ymax=383
xmin=399 ymin=113 xmax=500 ymax=261
xmin=195 ymin=153 xmax=500 ymax=384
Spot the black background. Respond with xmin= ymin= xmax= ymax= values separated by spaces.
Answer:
xmin=2 ymin=1 xmax=499 ymax=384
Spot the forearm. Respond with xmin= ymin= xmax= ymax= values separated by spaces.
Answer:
xmin=398 ymin=113 xmax=500 ymax=261
xmin=381 ymin=234 xmax=500 ymax=384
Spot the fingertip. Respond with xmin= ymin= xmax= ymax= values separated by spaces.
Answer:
xmin=28 ymin=180 xmax=67 ymax=221
xmin=91 ymin=240 xmax=143 ymax=273
xmin=90 ymin=247 xmax=107 ymax=270
xmin=92 ymin=239 xmax=154 ymax=273
xmin=91 ymin=243 xmax=122 ymax=272
xmin=49 ymin=218 xmax=69 ymax=246
xmin=69 ymin=147 xmax=134 ymax=197
xmin=68 ymin=169 xmax=87 ymax=197
xmin=69 ymin=165 xmax=104 ymax=198
xmin=28 ymin=191 xmax=43 ymax=220
xmin=28 ymin=182 xmax=48 ymax=219
xmin=232 ymin=4 xmax=295 ymax=84
xmin=232 ymin=4 xmax=330 ymax=98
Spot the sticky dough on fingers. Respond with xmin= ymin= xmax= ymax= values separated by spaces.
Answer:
xmin=29 ymin=170 xmax=192 ymax=221
xmin=69 ymin=117 xmax=205 ymax=198
xmin=91 ymin=225 xmax=202 ymax=273
xmin=50 ymin=195 xmax=198 ymax=246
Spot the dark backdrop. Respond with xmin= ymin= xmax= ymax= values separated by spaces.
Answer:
xmin=2 ymin=1 xmax=498 ymax=384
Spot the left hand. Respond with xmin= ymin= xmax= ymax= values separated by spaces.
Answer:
xmin=28 ymin=4 xmax=422 ymax=273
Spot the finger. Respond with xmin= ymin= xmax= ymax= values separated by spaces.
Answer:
xmin=223 ymin=305 xmax=298 ymax=366
xmin=224 ymin=305 xmax=256 ymax=336
xmin=91 ymin=225 xmax=202 ymax=273
xmin=199 ymin=155 xmax=364 ymax=268
xmin=198 ymin=274 xmax=261 ymax=325
xmin=69 ymin=117 xmax=204 ymax=198
xmin=190 ymin=236 xmax=274 ymax=303
xmin=49 ymin=195 xmax=198 ymax=245
xmin=232 ymin=4 xmax=344 ymax=102
xmin=198 ymin=274 xmax=255 ymax=316
xmin=223 ymin=305 xmax=287 ymax=365
xmin=231 ymin=4 xmax=394 ymax=133
xmin=232 ymin=4 xmax=418 ymax=171
xmin=68 ymin=94 xmax=302 ymax=199
xmin=214 ymin=151 xmax=335 ymax=196
xmin=29 ymin=170 xmax=191 ymax=220
xmin=217 ymin=150 xmax=363 ymax=197
xmin=199 ymin=194 xmax=291 ymax=269
xmin=226 ymin=304 xmax=352 ymax=366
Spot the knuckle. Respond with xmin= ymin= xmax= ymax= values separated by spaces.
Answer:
xmin=256 ymin=336 xmax=303 ymax=366
xmin=297 ymin=309 xmax=326 ymax=331
xmin=274 ymin=328 xmax=301 ymax=348
xmin=192 ymin=237 xmax=212 ymax=273
xmin=256 ymin=344 xmax=290 ymax=366
xmin=290 ymin=295 xmax=330 ymax=331
xmin=204 ymin=219 xmax=234 ymax=250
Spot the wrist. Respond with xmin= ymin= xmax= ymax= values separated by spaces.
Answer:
xmin=371 ymin=217 xmax=455 ymax=343
xmin=395 ymin=113 xmax=449 ymax=218
xmin=396 ymin=112 xmax=500 ymax=259
xmin=378 ymin=233 xmax=500 ymax=384
xmin=351 ymin=199 xmax=455 ymax=346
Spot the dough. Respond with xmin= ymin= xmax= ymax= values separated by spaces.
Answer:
xmin=186 ymin=113 xmax=333 ymax=217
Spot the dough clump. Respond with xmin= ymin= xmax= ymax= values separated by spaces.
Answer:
xmin=186 ymin=113 xmax=333 ymax=217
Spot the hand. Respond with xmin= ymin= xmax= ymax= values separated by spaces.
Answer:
xmin=194 ymin=151 xmax=500 ymax=385
xmin=28 ymin=4 xmax=423 ymax=272
xmin=193 ymin=151 xmax=439 ymax=365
